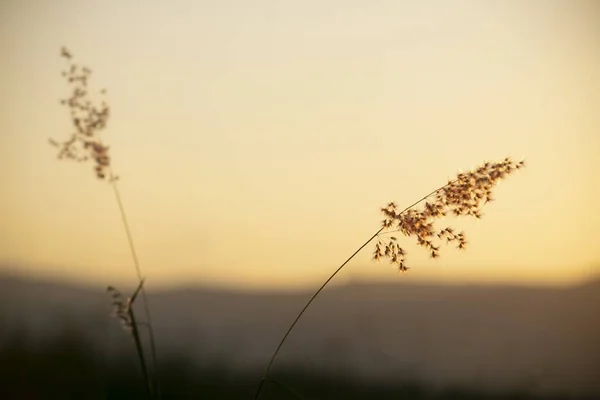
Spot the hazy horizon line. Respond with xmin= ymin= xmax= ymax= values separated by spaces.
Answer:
xmin=2 ymin=260 xmax=599 ymax=294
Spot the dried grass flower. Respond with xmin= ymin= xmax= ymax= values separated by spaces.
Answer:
xmin=374 ymin=158 xmax=525 ymax=271
xmin=50 ymin=47 xmax=115 ymax=181
xmin=106 ymin=279 xmax=145 ymax=332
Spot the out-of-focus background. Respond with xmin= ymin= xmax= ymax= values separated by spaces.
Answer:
xmin=1 ymin=273 xmax=599 ymax=398
xmin=1 ymin=0 xmax=598 ymax=398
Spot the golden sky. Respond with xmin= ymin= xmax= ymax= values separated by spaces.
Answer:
xmin=0 ymin=0 xmax=598 ymax=290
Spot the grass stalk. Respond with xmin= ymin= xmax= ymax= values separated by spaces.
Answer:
xmin=127 ymin=280 xmax=154 ymax=399
xmin=254 ymin=157 xmax=524 ymax=398
xmin=110 ymin=174 xmax=161 ymax=399
xmin=253 ymin=183 xmax=452 ymax=400
xmin=51 ymin=47 xmax=162 ymax=399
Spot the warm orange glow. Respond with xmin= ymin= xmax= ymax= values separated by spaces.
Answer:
xmin=0 ymin=0 xmax=598 ymax=289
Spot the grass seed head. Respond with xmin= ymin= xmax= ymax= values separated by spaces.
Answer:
xmin=51 ymin=47 xmax=115 ymax=181
xmin=375 ymin=158 xmax=525 ymax=271
xmin=106 ymin=285 xmax=133 ymax=331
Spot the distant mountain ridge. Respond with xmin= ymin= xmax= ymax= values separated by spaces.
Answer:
xmin=1 ymin=270 xmax=599 ymax=397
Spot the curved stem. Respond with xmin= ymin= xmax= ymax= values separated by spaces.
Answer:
xmin=253 ymin=183 xmax=451 ymax=399
xmin=253 ymin=229 xmax=382 ymax=399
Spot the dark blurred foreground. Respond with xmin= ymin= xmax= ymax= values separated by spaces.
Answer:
xmin=1 ymin=271 xmax=599 ymax=399
xmin=1 ymin=325 xmax=596 ymax=400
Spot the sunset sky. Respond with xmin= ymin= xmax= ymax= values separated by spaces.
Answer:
xmin=1 ymin=0 xmax=598 ymax=290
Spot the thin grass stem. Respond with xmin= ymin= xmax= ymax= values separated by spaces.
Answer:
xmin=128 ymin=306 xmax=153 ymax=398
xmin=253 ymin=183 xmax=451 ymax=400
xmin=110 ymin=175 xmax=161 ymax=399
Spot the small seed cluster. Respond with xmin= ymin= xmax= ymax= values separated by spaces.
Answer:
xmin=49 ymin=47 xmax=114 ymax=180
xmin=107 ymin=285 xmax=133 ymax=331
xmin=374 ymin=158 xmax=525 ymax=272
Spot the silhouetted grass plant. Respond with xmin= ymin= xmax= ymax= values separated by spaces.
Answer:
xmin=49 ymin=47 xmax=528 ymax=400
xmin=254 ymin=158 xmax=525 ymax=399
xmin=50 ymin=47 xmax=159 ymax=399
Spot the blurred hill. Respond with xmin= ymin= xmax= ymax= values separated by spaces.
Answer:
xmin=1 ymin=267 xmax=599 ymax=398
